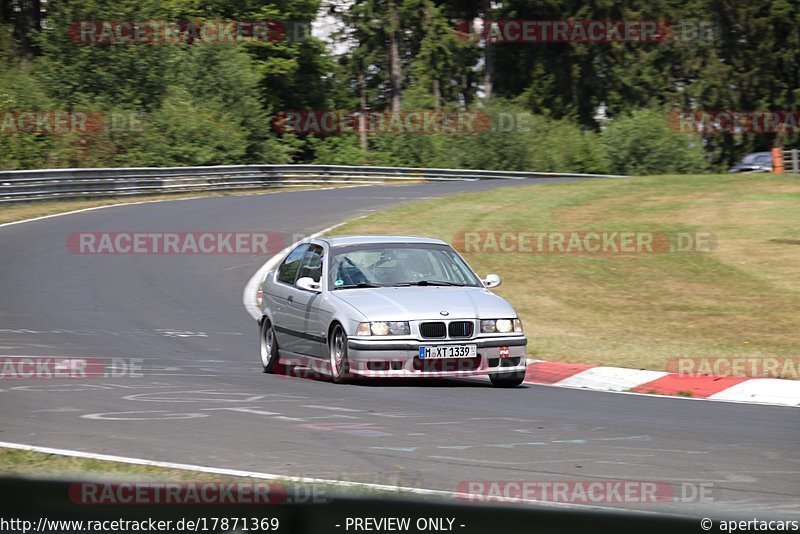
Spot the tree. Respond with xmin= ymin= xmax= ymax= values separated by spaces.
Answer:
xmin=10 ymin=0 xmax=43 ymax=62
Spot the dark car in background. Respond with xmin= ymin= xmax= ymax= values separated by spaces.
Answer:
xmin=728 ymin=151 xmax=773 ymax=173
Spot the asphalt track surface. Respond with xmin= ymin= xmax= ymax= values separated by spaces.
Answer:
xmin=0 ymin=180 xmax=797 ymax=520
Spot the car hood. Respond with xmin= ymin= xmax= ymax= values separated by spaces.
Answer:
xmin=331 ymin=286 xmax=518 ymax=321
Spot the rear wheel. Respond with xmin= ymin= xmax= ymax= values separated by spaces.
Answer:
xmin=260 ymin=319 xmax=279 ymax=373
xmin=489 ymin=370 xmax=525 ymax=388
xmin=329 ymin=324 xmax=350 ymax=384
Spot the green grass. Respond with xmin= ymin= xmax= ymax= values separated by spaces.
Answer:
xmin=331 ymin=174 xmax=800 ymax=374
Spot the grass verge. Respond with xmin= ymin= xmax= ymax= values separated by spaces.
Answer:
xmin=0 ymin=448 xmax=251 ymax=482
xmin=330 ymin=174 xmax=800 ymax=374
xmin=0 ymin=447 xmax=430 ymax=497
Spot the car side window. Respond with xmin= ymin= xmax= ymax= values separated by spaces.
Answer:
xmin=296 ymin=245 xmax=324 ymax=284
xmin=277 ymin=244 xmax=309 ymax=285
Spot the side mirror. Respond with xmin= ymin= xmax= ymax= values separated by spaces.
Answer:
xmin=296 ymin=277 xmax=322 ymax=292
xmin=482 ymin=273 xmax=502 ymax=288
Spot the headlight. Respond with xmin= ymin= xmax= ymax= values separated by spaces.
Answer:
xmin=496 ymin=319 xmax=513 ymax=333
xmin=356 ymin=321 xmax=410 ymax=336
xmin=371 ymin=322 xmax=390 ymax=335
xmin=481 ymin=318 xmax=523 ymax=334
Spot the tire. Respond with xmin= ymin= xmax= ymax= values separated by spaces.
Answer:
xmin=329 ymin=324 xmax=351 ymax=384
xmin=259 ymin=318 xmax=279 ymax=373
xmin=489 ymin=370 xmax=525 ymax=388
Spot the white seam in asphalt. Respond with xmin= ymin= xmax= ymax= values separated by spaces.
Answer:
xmin=0 ymin=440 xmax=673 ymax=516
xmin=242 ymin=216 xmax=371 ymax=320
xmin=241 ymin=223 xmax=344 ymax=320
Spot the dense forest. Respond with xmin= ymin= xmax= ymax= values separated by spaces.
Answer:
xmin=1 ymin=0 xmax=798 ymax=173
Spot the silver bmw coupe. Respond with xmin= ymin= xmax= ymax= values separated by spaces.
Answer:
xmin=258 ymin=235 xmax=528 ymax=386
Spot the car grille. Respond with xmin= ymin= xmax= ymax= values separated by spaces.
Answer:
xmin=448 ymin=321 xmax=474 ymax=338
xmin=413 ymin=356 xmax=482 ymax=372
xmin=419 ymin=322 xmax=446 ymax=338
xmin=419 ymin=320 xmax=475 ymax=339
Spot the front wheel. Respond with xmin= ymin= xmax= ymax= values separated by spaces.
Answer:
xmin=489 ymin=370 xmax=525 ymax=388
xmin=260 ymin=319 xmax=279 ymax=373
xmin=329 ymin=324 xmax=351 ymax=384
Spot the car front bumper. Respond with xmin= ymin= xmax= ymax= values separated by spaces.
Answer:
xmin=345 ymin=336 xmax=528 ymax=378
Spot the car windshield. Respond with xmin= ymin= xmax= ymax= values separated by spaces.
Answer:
xmin=742 ymin=153 xmax=770 ymax=163
xmin=329 ymin=244 xmax=481 ymax=288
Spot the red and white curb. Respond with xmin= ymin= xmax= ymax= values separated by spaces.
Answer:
xmin=522 ymin=360 xmax=800 ymax=407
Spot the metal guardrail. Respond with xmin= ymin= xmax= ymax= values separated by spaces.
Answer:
xmin=783 ymin=148 xmax=800 ymax=173
xmin=0 ymin=164 xmax=625 ymax=203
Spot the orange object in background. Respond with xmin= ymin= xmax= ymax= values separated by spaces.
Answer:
xmin=772 ymin=146 xmax=784 ymax=173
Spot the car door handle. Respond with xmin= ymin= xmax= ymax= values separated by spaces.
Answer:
xmin=287 ymin=295 xmax=293 ymax=302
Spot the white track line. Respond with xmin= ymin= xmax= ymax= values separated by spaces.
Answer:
xmin=0 ymin=184 xmax=371 ymax=230
xmin=0 ymin=440 xmax=671 ymax=515
xmin=0 ymin=197 xmax=207 ymax=229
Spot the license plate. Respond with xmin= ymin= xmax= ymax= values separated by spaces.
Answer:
xmin=418 ymin=345 xmax=477 ymax=359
